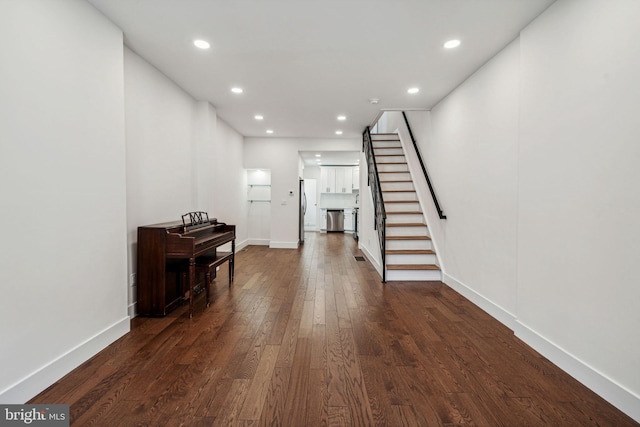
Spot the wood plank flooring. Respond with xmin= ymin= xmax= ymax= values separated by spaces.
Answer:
xmin=31 ymin=232 xmax=637 ymax=426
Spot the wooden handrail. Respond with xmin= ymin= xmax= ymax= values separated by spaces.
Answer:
xmin=402 ymin=112 xmax=446 ymax=220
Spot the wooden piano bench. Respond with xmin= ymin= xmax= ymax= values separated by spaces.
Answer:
xmin=195 ymin=251 xmax=235 ymax=307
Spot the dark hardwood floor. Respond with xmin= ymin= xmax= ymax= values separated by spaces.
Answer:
xmin=31 ymin=232 xmax=637 ymax=426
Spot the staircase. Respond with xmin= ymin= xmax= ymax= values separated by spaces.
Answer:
xmin=371 ymin=132 xmax=441 ymax=281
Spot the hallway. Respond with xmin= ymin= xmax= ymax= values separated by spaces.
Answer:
xmin=32 ymin=233 xmax=636 ymax=426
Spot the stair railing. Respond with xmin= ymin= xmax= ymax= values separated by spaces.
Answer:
xmin=402 ymin=112 xmax=446 ymax=219
xmin=363 ymin=126 xmax=387 ymax=282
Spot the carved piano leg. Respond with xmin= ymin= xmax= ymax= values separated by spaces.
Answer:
xmin=230 ymin=240 xmax=235 ymax=286
xmin=188 ymin=257 xmax=195 ymax=318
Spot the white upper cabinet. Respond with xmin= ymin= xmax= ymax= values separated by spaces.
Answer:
xmin=352 ymin=166 xmax=360 ymax=190
xmin=321 ymin=167 xmax=356 ymax=193
xmin=320 ymin=167 xmax=336 ymax=193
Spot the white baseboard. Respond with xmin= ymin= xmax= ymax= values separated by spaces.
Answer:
xmin=248 ymin=239 xmax=270 ymax=246
xmin=444 ymin=272 xmax=640 ymax=423
xmin=360 ymin=245 xmax=382 ymax=278
xmin=0 ymin=316 xmax=130 ymax=403
xmin=235 ymin=239 xmax=249 ymax=251
xmin=128 ymin=302 xmax=137 ymax=319
xmin=514 ymin=321 xmax=640 ymax=423
xmin=443 ymin=273 xmax=516 ymax=330
xmin=268 ymin=241 xmax=298 ymax=249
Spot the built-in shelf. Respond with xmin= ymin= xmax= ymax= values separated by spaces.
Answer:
xmin=248 ymin=183 xmax=271 ymax=203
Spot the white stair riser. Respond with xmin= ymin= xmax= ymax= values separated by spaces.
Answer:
xmin=384 ymin=202 xmax=420 ymax=212
xmin=373 ymin=141 xmax=402 ymax=150
xmin=386 ymin=269 xmax=442 ymax=281
xmin=374 ymin=146 xmax=403 ymax=151
xmin=386 ymin=239 xmax=433 ymax=251
xmin=375 ymin=155 xmax=406 ymax=163
xmin=386 ymin=254 xmax=438 ymax=264
xmin=380 ymin=182 xmax=414 ymax=191
xmin=387 ymin=214 xmax=426 ymax=224
xmin=371 ymin=134 xmax=400 ymax=141
xmin=374 ymin=146 xmax=403 ymax=152
xmin=373 ymin=145 xmax=403 ymax=151
xmin=387 ymin=227 xmax=428 ymax=237
xmin=377 ymin=163 xmax=408 ymax=173
xmin=379 ymin=172 xmax=411 ymax=181
xmin=383 ymin=192 xmax=417 ymax=202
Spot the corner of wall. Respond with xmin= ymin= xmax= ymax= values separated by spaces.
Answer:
xmin=0 ymin=318 xmax=129 ymax=403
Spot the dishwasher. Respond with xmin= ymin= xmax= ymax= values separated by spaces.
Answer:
xmin=326 ymin=209 xmax=344 ymax=232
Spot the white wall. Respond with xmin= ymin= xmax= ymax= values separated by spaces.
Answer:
xmin=422 ymin=39 xmax=520 ymax=324
xmin=124 ymin=47 xmax=198 ymax=314
xmin=212 ymin=118 xmax=248 ymax=246
xmin=357 ymin=151 xmax=383 ymax=273
xmin=244 ymin=138 xmax=360 ymax=248
xmin=417 ymin=0 xmax=640 ymax=420
xmin=0 ymin=0 xmax=128 ymax=402
xmin=124 ymin=48 xmax=247 ymax=315
xmin=517 ymin=0 xmax=640 ymax=418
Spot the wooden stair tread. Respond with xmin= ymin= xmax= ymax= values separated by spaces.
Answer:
xmin=387 ymin=264 xmax=440 ymax=271
xmin=380 ymin=180 xmax=413 ymax=183
xmin=376 ymin=162 xmax=408 ymax=165
xmin=386 ymin=222 xmax=426 ymax=227
xmin=383 ymin=189 xmax=416 ymax=193
xmin=386 ymin=249 xmax=435 ymax=255
xmin=386 ymin=235 xmax=432 ymax=240
xmin=386 ymin=211 xmax=423 ymax=215
xmin=378 ymin=171 xmax=410 ymax=173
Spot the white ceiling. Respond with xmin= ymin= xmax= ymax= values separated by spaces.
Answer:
xmin=88 ymin=0 xmax=554 ymax=142
xmin=299 ymin=150 xmax=360 ymax=168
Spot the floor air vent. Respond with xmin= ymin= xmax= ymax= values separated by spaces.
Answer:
xmin=354 ymin=256 xmax=366 ymax=262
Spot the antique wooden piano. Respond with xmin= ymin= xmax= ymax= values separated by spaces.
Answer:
xmin=137 ymin=212 xmax=235 ymax=317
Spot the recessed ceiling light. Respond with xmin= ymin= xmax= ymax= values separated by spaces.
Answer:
xmin=254 ymin=115 xmax=264 ymax=120
xmin=408 ymin=87 xmax=420 ymax=94
xmin=444 ymin=39 xmax=461 ymax=49
xmin=193 ymin=39 xmax=210 ymax=49
xmin=335 ymin=130 xmax=343 ymax=135
xmin=337 ymin=115 xmax=346 ymax=121
xmin=266 ymin=129 xmax=274 ymax=134
xmin=231 ymin=87 xmax=243 ymax=94
xmin=315 ymin=154 xmax=321 ymax=157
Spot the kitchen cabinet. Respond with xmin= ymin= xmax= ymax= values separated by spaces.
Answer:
xmin=320 ymin=168 xmax=336 ymax=193
xmin=335 ymin=168 xmax=352 ymax=193
xmin=352 ymin=166 xmax=360 ymax=190
xmin=321 ymin=166 xmax=355 ymax=193
xmin=320 ymin=209 xmax=327 ymax=230
xmin=344 ymin=208 xmax=353 ymax=231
